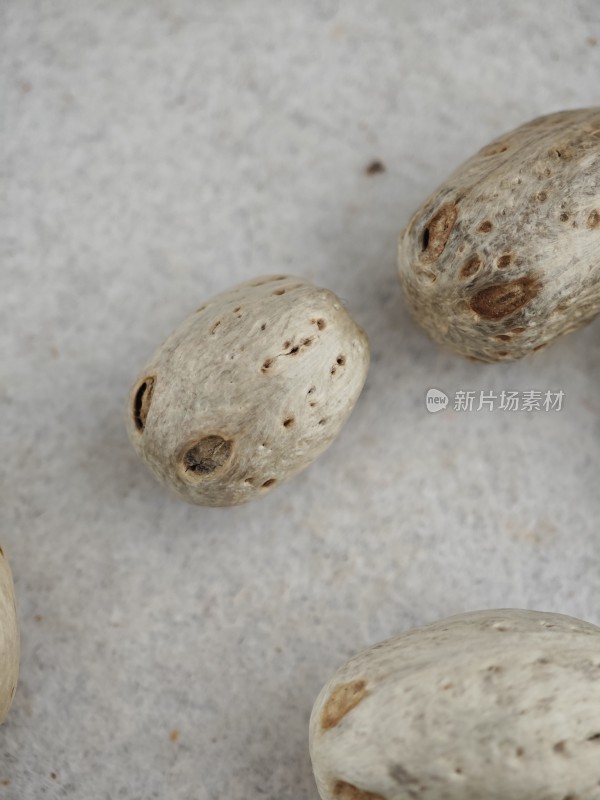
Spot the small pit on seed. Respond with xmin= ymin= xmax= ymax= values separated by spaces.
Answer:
xmin=460 ymin=257 xmax=481 ymax=279
xmin=261 ymin=478 xmax=276 ymax=489
xmin=283 ymin=417 xmax=294 ymax=428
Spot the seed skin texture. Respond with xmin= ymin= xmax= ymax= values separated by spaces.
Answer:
xmin=0 ymin=550 xmax=19 ymax=723
xmin=127 ymin=275 xmax=369 ymax=506
xmin=398 ymin=108 xmax=600 ymax=362
xmin=310 ymin=609 xmax=600 ymax=800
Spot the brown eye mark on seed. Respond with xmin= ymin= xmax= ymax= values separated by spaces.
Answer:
xmin=332 ymin=780 xmax=386 ymax=800
xmin=321 ymin=680 xmax=368 ymax=730
xmin=496 ymin=254 xmax=512 ymax=269
xmin=420 ymin=203 xmax=458 ymax=263
xmin=588 ymin=210 xmax=600 ymax=229
xmin=470 ymin=275 xmax=540 ymax=320
xmin=460 ymin=256 xmax=481 ymax=279
xmin=312 ymin=318 xmax=327 ymax=331
xmin=133 ymin=376 xmax=155 ymax=432
xmin=181 ymin=436 xmax=233 ymax=476
xmin=261 ymin=478 xmax=276 ymax=489
xmin=478 ymin=220 xmax=493 ymax=233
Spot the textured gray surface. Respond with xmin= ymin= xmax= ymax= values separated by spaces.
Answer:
xmin=2 ymin=2 xmax=600 ymax=798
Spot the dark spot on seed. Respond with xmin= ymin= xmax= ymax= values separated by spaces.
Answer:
xmin=336 ymin=355 xmax=346 ymax=366
xmin=588 ymin=733 xmax=600 ymax=742
xmin=321 ymin=680 xmax=368 ymax=730
xmin=261 ymin=358 xmax=273 ymax=373
xmin=478 ymin=220 xmax=493 ymax=233
xmin=553 ymin=741 xmax=567 ymax=754
xmin=389 ymin=764 xmax=418 ymax=785
xmin=261 ymin=478 xmax=276 ymax=489
xmin=588 ymin=210 xmax=600 ymax=229
xmin=420 ymin=203 xmax=457 ymax=263
xmin=460 ymin=256 xmax=481 ymax=279
xmin=511 ymin=326 xmax=527 ymax=334
xmin=233 ymin=306 xmax=242 ymax=313
xmin=330 ymin=366 xmax=337 ymax=375
xmin=303 ymin=337 xmax=313 ymax=346
xmin=0 ymin=547 xmax=4 ymax=557
xmin=244 ymin=477 xmax=255 ymax=485
xmin=196 ymin=304 xmax=207 ymax=313
xmin=536 ymin=191 xmax=548 ymax=202
xmin=209 ymin=320 xmax=221 ymax=334
xmin=560 ymin=212 xmax=569 ymax=222
xmin=50 ymin=772 xmax=57 ymax=780
xmin=332 ymin=781 xmax=385 ymax=800
xmin=365 ymin=159 xmax=385 ymax=175
xmin=497 ymin=254 xmax=512 ymax=269
xmin=310 ymin=401 xmax=317 ymax=407
xmin=133 ymin=376 xmax=155 ymax=432
xmin=516 ymin=747 xmax=525 ymax=757
xmin=496 ymin=334 xmax=511 ymax=341
xmin=182 ymin=436 xmax=233 ymax=476
xmin=470 ymin=275 xmax=540 ymax=320
xmin=454 ymin=767 xmax=463 ymax=775
xmin=289 ymin=346 xmax=299 ymax=355
xmin=273 ymin=288 xmax=286 ymax=296
xmin=497 ymin=350 xmax=509 ymax=357
xmin=283 ymin=417 xmax=294 ymax=428
xmin=318 ymin=418 xmax=326 ymax=425
xmin=313 ymin=318 xmax=326 ymax=331
xmin=283 ymin=340 xmax=291 ymax=349
xmin=307 ymin=386 xmax=316 ymax=395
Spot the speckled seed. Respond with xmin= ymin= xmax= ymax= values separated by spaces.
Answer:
xmin=127 ymin=275 xmax=369 ymax=506
xmin=398 ymin=108 xmax=600 ymax=362
xmin=310 ymin=609 xmax=600 ymax=800
xmin=0 ymin=549 xmax=19 ymax=723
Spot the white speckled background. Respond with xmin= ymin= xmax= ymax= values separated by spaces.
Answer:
xmin=2 ymin=1 xmax=600 ymax=798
